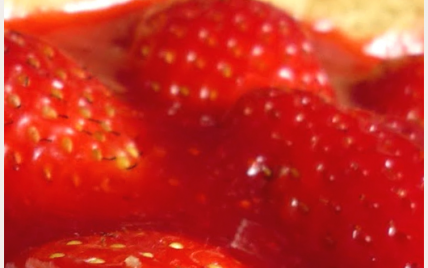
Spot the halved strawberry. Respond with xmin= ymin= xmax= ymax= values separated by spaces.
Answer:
xmin=8 ymin=229 xmax=247 ymax=268
xmin=220 ymin=88 xmax=423 ymax=268
xmin=118 ymin=0 xmax=335 ymax=126
xmin=349 ymin=55 xmax=424 ymax=125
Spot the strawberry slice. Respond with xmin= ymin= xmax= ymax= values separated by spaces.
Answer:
xmin=220 ymin=88 xmax=423 ymax=268
xmin=8 ymin=229 xmax=247 ymax=268
xmin=349 ymin=55 xmax=424 ymax=125
xmin=119 ymin=0 xmax=335 ymax=125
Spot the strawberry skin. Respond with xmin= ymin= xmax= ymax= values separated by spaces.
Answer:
xmin=119 ymin=0 xmax=335 ymax=125
xmin=8 ymin=229 xmax=247 ymax=268
xmin=220 ymin=88 xmax=423 ymax=268
xmin=349 ymin=55 xmax=424 ymax=124
xmin=4 ymin=30 xmax=153 ymax=260
xmin=4 ymin=31 xmax=293 ymax=267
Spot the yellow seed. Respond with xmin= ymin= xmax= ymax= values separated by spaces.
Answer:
xmin=110 ymin=243 xmax=126 ymax=249
xmin=80 ymin=107 xmax=92 ymax=119
xmin=51 ymin=88 xmax=64 ymax=100
xmin=161 ymin=50 xmax=175 ymax=64
xmin=49 ymin=253 xmax=65 ymax=259
xmin=207 ymin=264 xmax=223 ymax=268
xmin=92 ymin=148 xmax=103 ymax=161
xmin=126 ymin=144 xmax=139 ymax=158
xmin=135 ymin=232 xmax=146 ymax=237
xmin=101 ymin=121 xmax=112 ymax=132
xmin=18 ymin=74 xmax=30 ymax=87
xmin=290 ymin=168 xmax=300 ymax=178
xmin=55 ymin=69 xmax=67 ymax=81
xmin=85 ymin=257 xmax=105 ymax=264
xmin=83 ymin=90 xmax=94 ymax=103
xmin=179 ymin=86 xmax=190 ymax=96
xmin=75 ymin=120 xmax=84 ymax=132
xmin=105 ymin=105 xmax=116 ymax=118
xmin=72 ymin=68 xmax=86 ymax=79
xmin=141 ymin=46 xmax=150 ymax=57
xmin=43 ymin=166 xmax=52 ymax=181
xmin=14 ymin=152 xmax=22 ymax=165
xmin=150 ymin=82 xmax=161 ymax=92
xmin=94 ymin=132 xmax=106 ymax=142
xmin=209 ymin=90 xmax=218 ymax=101
xmin=8 ymin=94 xmax=21 ymax=108
xmin=27 ymin=56 xmax=41 ymax=68
xmin=220 ymin=64 xmax=232 ymax=78
xmin=43 ymin=46 xmax=55 ymax=58
xmin=168 ymin=242 xmax=184 ymax=250
xmin=140 ymin=252 xmax=154 ymax=258
xmin=28 ymin=126 xmax=41 ymax=143
xmin=42 ymin=105 xmax=58 ymax=119
xmin=116 ymin=155 xmax=131 ymax=169
xmin=61 ymin=137 xmax=73 ymax=153
xmin=262 ymin=166 xmax=272 ymax=177
xmin=66 ymin=240 xmax=82 ymax=245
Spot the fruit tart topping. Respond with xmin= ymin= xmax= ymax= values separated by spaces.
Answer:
xmin=119 ymin=0 xmax=335 ymax=125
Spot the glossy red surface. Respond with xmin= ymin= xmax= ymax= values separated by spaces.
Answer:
xmin=4 ymin=0 xmax=424 ymax=267
xmin=10 ymin=230 xmax=248 ymax=268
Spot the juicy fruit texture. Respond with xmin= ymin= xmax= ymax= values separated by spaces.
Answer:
xmin=120 ymin=0 xmax=334 ymax=125
xmin=4 ymin=31 xmax=292 ymax=267
xmin=4 ymin=30 xmax=151 ymax=259
xmin=9 ymin=230 xmax=247 ymax=268
xmin=3 ymin=1 xmax=424 ymax=267
xmin=349 ymin=55 xmax=424 ymax=125
xmin=221 ymin=88 xmax=423 ymax=268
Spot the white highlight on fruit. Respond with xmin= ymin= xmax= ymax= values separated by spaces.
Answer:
xmin=246 ymin=156 xmax=267 ymax=177
xmin=251 ymin=45 xmax=264 ymax=56
xmin=52 ymin=80 xmax=64 ymax=89
xmin=278 ymin=67 xmax=294 ymax=80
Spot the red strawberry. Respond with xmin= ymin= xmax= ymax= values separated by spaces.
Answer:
xmin=349 ymin=55 xmax=424 ymax=125
xmin=220 ymin=88 xmax=423 ymax=268
xmin=8 ymin=229 xmax=247 ymax=268
xmin=4 ymin=30 xmax=155 ymax=260
xmin=4 ymin=31 xmax=292 ymax=267
xmin=118 ymin=0 xmax=335 ymax=125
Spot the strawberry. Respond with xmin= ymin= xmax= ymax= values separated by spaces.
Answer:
xmin=220 ymin=88 xmax=423 ymax=268
xmin=118 ymin=0 xmax=335 ymax=125
xmin=4 ymin=31 xmax=292 ymax=267
xmin=349 ymin=55 xmax=424 ymax=125
xmin=8 ymin=229 xmax=247 ymax=268
xmin=4 ymin=30 xmax=155 ymax=260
